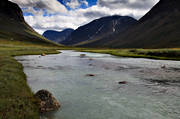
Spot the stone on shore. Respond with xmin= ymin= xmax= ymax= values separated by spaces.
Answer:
xmin=41 ymin=53 xmax=46 ymax=56
xmin=35 ymin=89 xmax=60 ymax=113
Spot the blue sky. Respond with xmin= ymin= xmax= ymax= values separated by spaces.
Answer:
xmin=58 ymin=0 xmax=97 ymax=9
xmin=10 ymin=0 xmax=159 ymax=34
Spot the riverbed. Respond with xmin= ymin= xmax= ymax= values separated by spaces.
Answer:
xmin=16 ymin=50 xmax=180 ymax=119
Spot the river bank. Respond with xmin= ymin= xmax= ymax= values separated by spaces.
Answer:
xmin=59 ymin=47 xmax=180 ymax=61
xmin=0 ymin=42 xmax=60 ymax=119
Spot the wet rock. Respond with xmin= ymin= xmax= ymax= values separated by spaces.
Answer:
xmin=86 ymin=74 xmax=95 ymax=77
xmin=161 ymin=65 xmax=166 ymax=69
xmin=118 ymin=81 xmax=127 ymax=84
xmin=89 ymin=64 xmax=93 ymax=66
xmin=41 ymin=53 xmax=46 ymax=56
xmin=80 ymin=54 xmax=86 ymax=58
xmin=35 ymin=89 xmax=60 ymax=113
xmin=88 ymin=58 xmax=93 ymax=60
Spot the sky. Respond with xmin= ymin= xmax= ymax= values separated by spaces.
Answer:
xmin=10 ymin=0 xmax=159 ymax=34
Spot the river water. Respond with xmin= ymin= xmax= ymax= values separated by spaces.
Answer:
xmin=16 ymin=50 xmax=180 ymax=119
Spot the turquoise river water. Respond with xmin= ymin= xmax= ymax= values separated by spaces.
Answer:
xmin=16 ymin=50 xmax=180 ymax=119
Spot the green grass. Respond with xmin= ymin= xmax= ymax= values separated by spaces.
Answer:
xmin=0 ymin=40 xmax=60 ymax=119
xmin=68 ymin=48 xmax=180 ymax=61
xmin=0 ymin=15 xmax=64 ymax=119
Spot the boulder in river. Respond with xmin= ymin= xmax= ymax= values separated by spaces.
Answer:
xmin=161 ymin=65 xmax=166 ymax=69
xmin=35 ymin=89 xmax=60 ymax=113
xmin=86 ymin=74 xmax=95 ymax=77
xmin=118 ymin=81 xmax=127 ymax=84
xmin=80 ymin=54 xmax=86 ymax=58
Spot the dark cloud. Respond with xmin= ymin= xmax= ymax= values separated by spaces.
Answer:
xmin=98 ymin=0 xmax=159 ymax=10
xmin=10 ymin=0 xmax=67 ymax=12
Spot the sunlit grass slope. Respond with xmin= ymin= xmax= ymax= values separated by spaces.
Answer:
xmin=0 ymin=18 xmax=62 ymax=47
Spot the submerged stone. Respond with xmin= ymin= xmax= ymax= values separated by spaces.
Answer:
xmin=80 ymin=54 xmax=86 ymax=58
xmin=118 ymin=81 xmax=127 ymax=84
xmin=86 ymin=74 xmax=95 ymax=77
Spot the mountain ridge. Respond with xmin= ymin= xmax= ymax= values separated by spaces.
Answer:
xmin=0 ymin=0 xmax=59 ymax=46
xmin=62 ymin=15 xmax=137 ymax=46
xmin=77 ymin=0 xmax=180 ymax=48
xmin=43 ymin=28 xmax=74 ymax=43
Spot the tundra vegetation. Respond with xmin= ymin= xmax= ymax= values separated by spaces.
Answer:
xmin=0 ymin=40 xmax=60 ymax=119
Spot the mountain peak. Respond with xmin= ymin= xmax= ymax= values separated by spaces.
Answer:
xmin=0 ymin=0 xmax=24 ymax=22
xmin=139 ymin=0 xmax=180 ymax=23
xmin=43 ymin=28 xmax=74 ymax=43
xmin=62 ymin=15 xmax=137 ymax=46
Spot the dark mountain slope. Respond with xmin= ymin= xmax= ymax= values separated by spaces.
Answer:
xmin=62 ymin=15 xmax=137 ymax=45
xmin=0 ymin=0 xmax=59 ymax=46
xmin=0 ymin=0 xmax=24 ymax=21
xmin=43 ymin=29 xmax=74 ymax=43
xmin=80 ymin=0 xmax=180 ymax=48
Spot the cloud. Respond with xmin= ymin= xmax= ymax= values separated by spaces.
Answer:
xmin=66 ymin=0 xmax=81 ymax=9
xmin=10 ymin=0 xmax=159 ymax=34
xmin=65 ymin=0 xmax=89 ymax=9
xmin=9 ymin=0 xmax=67 ymax=13
xmin=98 ymin=0 xmax=159 ymax=10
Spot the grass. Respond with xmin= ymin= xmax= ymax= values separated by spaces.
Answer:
xmin=0 ymin=15 xmax=63 ymax=119
xmin=63 ymin=47 xmax=180 ymax=61
xmin=0 ymin=40 xmax=60 ymax=119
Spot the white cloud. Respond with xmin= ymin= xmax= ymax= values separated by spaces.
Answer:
xmin=66 ymin=0 xmax=81 ymax=9
xmin=98 ymin=0 xmax=159 ymax=10
xmin=10 ymin=0 xmax=160 ymax=34
xmin=10 ymin=0 xmax=67 ymax=13
xmin=66 ymin=0 xmax=89 ymax=9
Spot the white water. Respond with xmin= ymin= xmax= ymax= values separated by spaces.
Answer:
xmin=16 ymin=50 xmax=180 ymax=119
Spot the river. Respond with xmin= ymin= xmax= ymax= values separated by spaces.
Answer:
xmin=16 ymin=50 xmax=180 ymax=119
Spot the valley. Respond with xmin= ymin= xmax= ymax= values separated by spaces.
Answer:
xmin=0 ymin=0 xmax=180 ymax=119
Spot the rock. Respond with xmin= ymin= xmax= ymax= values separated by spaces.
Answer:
xmin=88 ymin=58 xmax=93 ymax=60
xmin=35 ymin=89 xmax=60 ymax=113
xmin=41 ymin=53 xmax=46 ymax=56
xmin=118 ymin=81 xmax=127 ymax=84
xmin=80 ymin=54 xmax=86 ymax=58
xmin=161 ymin=65 xmax=166 ymax=69
xmin=89 ymin=64 xmax=93 ymax=66
xmin=86 ymin=74 xmax=95 ymax=77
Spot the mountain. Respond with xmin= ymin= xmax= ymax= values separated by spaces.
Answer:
xmin=43 ymin=28 xmax=74 ymax=43
xmin=62 ymin=15 xmax=137 ymax=46
xmin=79 ymin=0 xmax=180 ymax=48
xmin=0 ymin=0 xmax=59 ymax=46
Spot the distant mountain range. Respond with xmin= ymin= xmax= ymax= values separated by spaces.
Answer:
xmin=61 ymin=15 xmax=137 ymax=46
xmin=84 ymin=0 xmax=180 ymax=48
xmin=52 ymin=0 xmax=180 ymax=48
xmin=43 ymin=29 xmax=74 ymax=43
xmin=0 ymin=0 xmax=58 ymax=46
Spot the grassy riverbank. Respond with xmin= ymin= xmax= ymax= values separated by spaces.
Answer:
xmin=1 ymin=43 xmax=180 ymax=119
xmin=66 ymin=48 xmax=180 ymax=61
xmin=0 ymin=41 xmax=60 ymax=119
